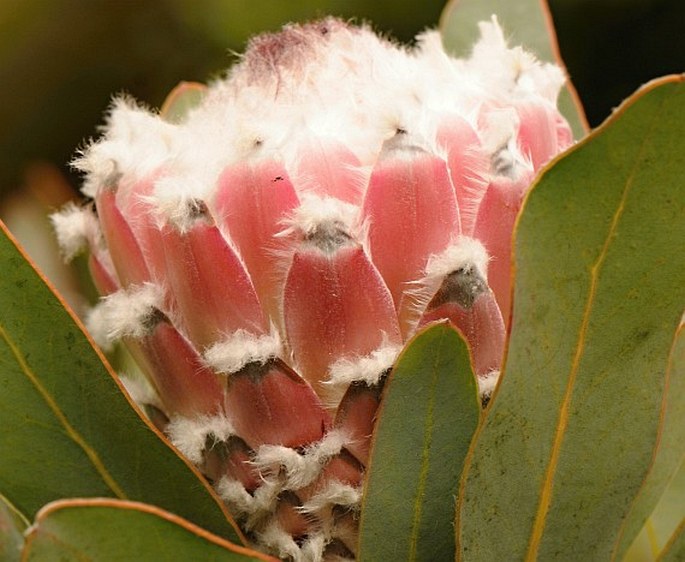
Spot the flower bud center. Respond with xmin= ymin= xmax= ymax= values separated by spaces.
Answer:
xmin=428 ymin=265 xmax=487 ymax=310
xmin=303 ymin=221 xmax=353 ymax=253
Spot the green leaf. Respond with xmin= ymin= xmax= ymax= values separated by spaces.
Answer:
xmin=160 ymin=81 xmax=207 ymax=124
xmin=21 ymin=499 xmax=274 ymax=561
xmin=657 ymin=519 xmax=685 ymax=562
xmin=644 ymin=461 xmax=685 ymax=561
xmin=618 ymin=326 xmax=685 ymax=560
xmin=0 ymin=494 xmax=27 ymax=562
xmin=439 ymin=0 xmax=588 ymax=139
xmin=358 ymin=321 xmax=480 ymax=561
xmin=457 ymin=75 xmax=685 ymax=561
xmin=0 ymin=221 xmax=242 ymax=543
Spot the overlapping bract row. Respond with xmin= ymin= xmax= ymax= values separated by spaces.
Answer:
xmin=52 ymin=17 xmax=572 ymax=561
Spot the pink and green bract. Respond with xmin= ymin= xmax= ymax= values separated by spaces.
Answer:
xmin=52 ymin=16 xmax=572 ymax=561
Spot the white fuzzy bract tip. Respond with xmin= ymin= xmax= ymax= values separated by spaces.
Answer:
xmin=253 ymin=430 xmax=349 ymax=489
xmin=145 ymin=174 xmax=215 ymax=233
xmin=204 ymin=329 xmax=282 ymax=374
xmin=282 ymin=194 xmax=360 ymax=242
xmin=327 ymin=343 xmax=402 ymax=387
xmin=468 ymin=16 xmax=566 ymax=101
xmin=74 ymin=98 xmax=177 ymax=198
xmin=86 ymin=283 xmax=164 ymax=348
xmin=166 ymin=414 xmax=234 ymax=465
xmin=50 ymin=203 xmax=100 ymax=262
xmin=300 ymin=481 xmax=361 ymax=514
xmin=425 ymin=236 xmax=490 ymax=282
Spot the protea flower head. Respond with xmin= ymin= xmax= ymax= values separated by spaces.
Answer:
xmin=52 ymin=16 xmax=572 ymax=561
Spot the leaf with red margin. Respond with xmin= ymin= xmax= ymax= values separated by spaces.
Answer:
xmin=160 ymin=81 xmax=207 ymax=124
xmin=457 ymin=76 xmax=685 ymax=561
xmin=0 ymin=220 xmax=243 ymax=544
xmin=21 ymin=498 xmax=276 ymax=561
xmin=358 ymin=322 xmax=480 ymax=560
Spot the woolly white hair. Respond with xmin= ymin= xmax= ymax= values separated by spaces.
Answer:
xmin=74 ymin=98 xmax=177 ymax=199
xmin=75 ymin=18 xmax=567 ymax=218
xmin=460 ymin=16 xmax=565 ymax=102
xmin=424 ymin=236 xmax=490 ymax=282
xmin=49 ymin=203 xmax=101 ymax=262
xmin=399 ymin=237 xmax=491 ymax=334
xmin=299 ymin=481 xmax=361 ymax=514
xmin=144 ymin=175 xmax=214 ymax=233
xmin=165 ymin=414 xmax=235 ymax=465
xmin=86 ymin=283 xmax=164 ymax=348
xmin=327 ymin=342 xmax=402 ymax=387
xmin=203 ymin=329 xmax=282 ymax=374
xmin=281 ymin=194 xmax=359 ymax=240
xmin=252 ymin=429 xmax=350 ymax=489
xmin=256 ymin=520 xmax=304 ymax=562
xmin=216 ymin=475 xmax=282 ymax=522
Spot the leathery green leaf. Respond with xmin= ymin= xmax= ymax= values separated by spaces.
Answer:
xmin=21 ymin=499 xmax=275 ymax=562
xmin=646 ymin=461 xmax=685 ymax=561
xmin=619 ymin=327 xmax=685 ymax=560
xmin=457 ymin=75 xmax=685 ymax=561
xmin=358 ymin=321 xmax=480 ymax=561
xmin=0 ymin=221 xmax=242 ymax=543
xmin=439 ymin=0 xmax=588 ymax=139
xmin=657 ymin=519 xmax=685 ymax=562
xmin=0 ymin=494 xmax=27 ymax=562
xmin=160 ymin=81 xmax=207 ymax=124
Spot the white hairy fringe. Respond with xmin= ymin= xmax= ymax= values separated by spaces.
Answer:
xmin=300 ymin=534 xmax=328 ymax=562
xmin=299 ymin=481 xmax=361 ymax=514
xmin=280 ymin=194 xmax=360 ymax=241
xmin=478 ymin=106 xmax=519 ymax=157
xmin=145 ymin=173 xmax=214 ymax=232
xmin=477 ymin=370 xmax=500 ymax=401
xmin=253 ymin=430 xmax=349 ymax=489
xmin=77 ymin=19 xmax=566 ymax=215
xmin=204 ymin=329 xmax=282 ymax=374
xmin=74 ymin=98 xmax=177 ymax=198
xmin=257 ymin=521 xmax=305 ymax=562
xmin=327 ymin=343 xmax=402 ymax=387
xmin=255 ymin=522 xmax=348 ymax=562
xmin=477 ymin=106 xmax=535 ymax=180
xmin=400 ymin=237 xmax=492 ymax=334
xmin=413 ymin=31 xmax=482 ymax=115
xmin=49 ymin=203 xmax=101 ymax=262
xmin=217 ymin=477 xmax=281 ymax=519
xmin=165 ymin=414 xmax=235 ymax=465
xmin=424 ymin=236 xmax=490 ymax=282
xmin=86 ymin=283 xmax=164 ymax=348
xmin=461 ymin=17 xmax=566 ymax=102
xmin=219 ymin=18 xmax=413 ymax=167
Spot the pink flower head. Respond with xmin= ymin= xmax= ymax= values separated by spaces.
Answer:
xmin=52 ymin=16 xmax=572 ymax=559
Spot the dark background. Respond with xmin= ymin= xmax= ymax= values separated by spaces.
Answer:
xmin=1 ymin=0 xmax=683 ymax=201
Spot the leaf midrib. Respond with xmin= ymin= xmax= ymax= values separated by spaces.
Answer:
xmin=524 ymin=97 xmax=665 ymax=560
xmin=407 ymin=330 xmax=443 ymax=560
